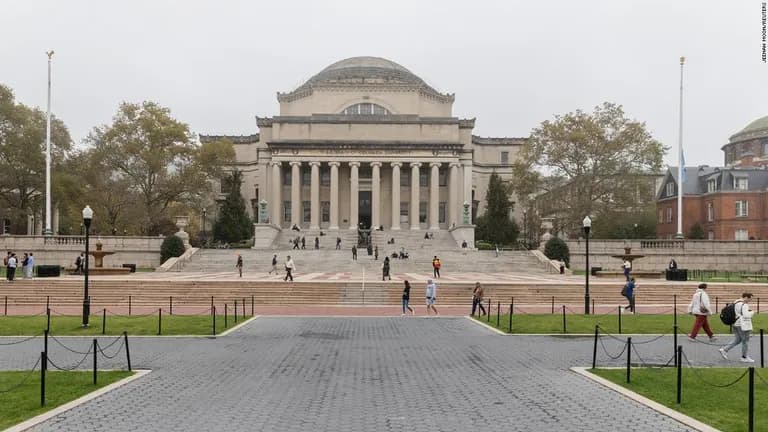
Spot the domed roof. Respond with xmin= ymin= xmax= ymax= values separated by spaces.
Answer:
xmin=730 ymin=115 xmax=768 ymax=142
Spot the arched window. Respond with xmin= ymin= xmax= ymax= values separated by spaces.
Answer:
xmin=341 ymin=103 xmax=391 ymax=115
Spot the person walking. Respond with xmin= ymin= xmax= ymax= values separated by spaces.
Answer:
xmin=301 ymin=236 xmax=306 ymax=250
xmin=622 ymin=260 xmax=632 ymax=281
xmin=622 ymin=277 xmax=636 ymax=313
xmin=688 ymin=283 xmax=717 ymax=342
xmin=292 ymin=238 xmax=300 ymax=250
xmin=7 ymin=253 xmax=17 ymax=282
xmin=268 ymin=254 xmax=278 ymax=274
xmin=4 ymin=251 xmax=10 ymax=281
xmin=472 ymin=282 xmax=487 ymax=316
xmin=425 ymin=279 xmax=438 ymax=316
xmin=382 ymin=256 xmax=391 ymax=281
xmin=235 ymin=253 xmax=243 ymax=278
xmin=26 ymin=253 xmax=35 ymax=279
xmin=284 ymin=255 xmax=295 ymax=282
xmin=432 ymin=256 xmax=441 ymax=278
xmin=352 ymin=245 xmax=357 ymax=260
xmin=335 ymin=237 xmax=342 ymax=250
xmin=314 ymin=237 xmax=319 ymax=250
xmin=374 ymin=245 xmax=379 ymax=260
xmin=719 ymin=293 xmax=755 ymax=363
xmin=401 ymin=280 xmax=414 ymax=316
xmin=21 ymin=253 xmax=28 ymax=279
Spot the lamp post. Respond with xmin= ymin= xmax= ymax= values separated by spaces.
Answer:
xmin=583 ymin=216 xmax=592 ymax=315
xmin=81 ymin=205 xmax=93 ymax=327
xmin=201 ymin=208 xmax=207 ymax=248
xmin=523 ymin=210 xmax=528 ymax=247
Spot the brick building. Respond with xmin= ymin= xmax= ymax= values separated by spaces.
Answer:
xmin=656 ymin=115 xmax=768 ymax=240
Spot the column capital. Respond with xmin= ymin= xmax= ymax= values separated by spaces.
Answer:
xmin=370 ymin=161 xmax=382 ymax=168
xmin=309 ymin=161 xmax=321 ymax=167
xmin=410 ymin=162 xmax=421 ymax=168
xmin=429 ymin=162 xmax=442 ymax=168
xmin=391 ymin=162 xmax=402 ymax=168
xmin=270 ymin=161 xmax=282 ymax=167
xmin=349 ymin=161 xmax=361 ymax=168
xmin=328 ymin=161 xmax=341 ymax=167
xmin=449 ymin=162 xmax=462 ymax=168
xmin=289 ymin=161 xmax=302 ymax=167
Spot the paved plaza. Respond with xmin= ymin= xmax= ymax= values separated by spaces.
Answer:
xmin=0 ymin=316 xmax=738 ymax=431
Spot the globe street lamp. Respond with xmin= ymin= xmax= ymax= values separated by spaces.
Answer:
xmin=81 ymin=205 xmax=93 ymax=327
xmin=583 ymin=216 xmax=592 ymax=315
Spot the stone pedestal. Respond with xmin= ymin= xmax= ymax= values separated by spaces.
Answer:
xmin=450 ymin=225 xmax=475 ymax=249
xmin=174 ymin=216 xmax=191 ymax=250
xmin=253 ymin=224 xmax=281 ymax=249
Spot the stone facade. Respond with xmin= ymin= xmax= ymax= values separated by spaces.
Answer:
xmin=201 ymin=57 xmax=523 ymax=240
xmin=0 ymin=235 xmax=163 ymax=268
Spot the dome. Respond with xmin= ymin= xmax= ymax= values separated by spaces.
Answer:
xmin=730 ymin=115 xmax=768 ymax=142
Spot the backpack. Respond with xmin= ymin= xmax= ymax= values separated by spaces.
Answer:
xmin=720 ymin=301 xmax=742 ymax=326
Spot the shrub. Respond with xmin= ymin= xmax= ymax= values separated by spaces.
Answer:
xmin=160 ymin=235 xmax=185 ymax=263
xmin=544 ymin=237 xmax=570 ymax=266
xmin=475 ymin=241 xmax=494 ymax=250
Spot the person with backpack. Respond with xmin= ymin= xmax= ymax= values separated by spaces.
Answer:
xmin=687 ymin=283 xmax=717 ymax=342
xmin=622 ymin=277 xmax=636 ymax=313
xmin=719 ymin=293 xmax=755 ymax=362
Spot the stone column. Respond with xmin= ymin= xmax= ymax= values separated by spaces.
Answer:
xmin=463 ymin=161 xmax=473 ymax=224
xmin=410 ymin=162 xmax=421 ymax=230
xmin=309 ymin=161 xmax=320 ymax=230
xmin=329 ymin=162 xmax=340 ymax=230
xmin=271 ymin=161 xmax=282 ymax=226
xmin=371 ymin=161 xmax=381 ymax=229
xmin=390 ymin=163 xmax=401 ymax=230
xmin=290 ymin=161 xmax=301 ymax=227
xmin=429 ymin=162 xmax=440 ymax=230
xmin=448 ymin=162 xmax=460 ymax=227
xmin=349 ymin=161 xmax=360 ymax=229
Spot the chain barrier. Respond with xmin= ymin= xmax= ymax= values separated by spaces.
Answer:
xmin=105 ymin=308 xmax=157 ymax=318
xmin=49 ymin=335 xmax=93 ymax=355
xmin=96 ymin=334 xmax=125 ymax=351
xmin=0 ymin=332 xmax=43 ymax=346
xmin=96 ymin=339 xmax=125 ymax=360
xmin=630 ymin=343 xmax=675 ymax=368
xmin=0 ymin=357 xmax=41 ymax=393
xmin=681 ymin=350 xmax=749 ymax=388
xmin=47 ymin=350 xmax=92 ymax=371
xmin=598 ymin=337 xmax=628 ymax=360
xmin=754 ymin=369 xmax=768 ymax=388
xmin=596 ymin=326 xmax=628 ymax=342
xmin=631 ymin=331 xmax=675 ymax=345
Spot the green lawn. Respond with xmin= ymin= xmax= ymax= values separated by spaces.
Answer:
xmin=475 ymin=312 xmax=768 ymax=334
xmin=0 ymin=370 xmax=133 ymax=430
xmin=591 ymin=368 xmax=766 ymax=432
xmin=0 ymin=313 xmax=251 ymax=336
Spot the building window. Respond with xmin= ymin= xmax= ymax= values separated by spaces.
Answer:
xmin=400 ymin=202 xmax=409 ymax=223
xmin=735 ymin=229 xmax=749 ymax=241
xmin=320 ymin=167 xmax=330 ymax=187
xmin=762 ymin=139 xmax=768 ymax=158
xmin=707 ymin=202 xmax=714 ymax=222
xmin=665 ymin=182 xmax=674 ymax=197
xmin=439 ymin=202 xmax=446 ymax=223
xmin=658 ymin=209 xmax=663 ymax=224
xmin=283 ymin=201 xmax=291 ymax=223
xmin=301 ymin=169 xmax=311 ymax=186
xmin=708 ymin=231 xmax=715 ymax=240
xmin=439 ymin=170 xmax=447 ymax=187
xmin=736 ymin=200 xmax=749 ymax=217
xmin=734 ymin=177 xmax=748 ymax=190
xmin=341 ymin=103 xmax=390 ymax=115
xmin=666 ymin=207 xmax=672 ymax=223
xmin=400 ymin=171 xmax=410 ymax=187
xmin=420 ymin=172 xmax=428 ymax=187
xmin=283 ymin=170 xmax=292 ymax=186
xmin=220 ymin=177 xmax=232 ymax=194
xmin=321 ymin=201 xmax=330 ymax=223
xmin=500 ymin=151 xmax=509 ymax=165
xmin=419 ymin=201 xmax=427 ymax=223
xmin=302 ymin=201 xmax=311 ymax=222
xmin=707 ymin=179 xmax=717 ymax=193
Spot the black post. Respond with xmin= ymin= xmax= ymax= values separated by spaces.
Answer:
xmin=212 ymin=306 xmax=217 ymax=336
xmin=82 ymin=219 xmax=91 ymax=327
xmin=626 ymin=337 xmax=632 ymax=383
xmin=169 ymin=296 xmax=173 ymax=316
xmin=92 ymin=339 xmax=97 ymax=385
xmin=123 ymin=331 xmax=131 ymax=371
xmin=46 ymin=308 xmax=51 ymax=333
xmin=618 ymin=305 xmax=622 ymax=334
xmin=676 ymin=345 xmax=682 ymax=404
xmin=584 ymin=223 xmax=591 ymax=315
xmin=211 ymin=296 xmax=214 ymax=314
xmin=44 ymin=330 xmax=48 ymax=371
xmin=562 ymin=305 xmax=567 ymax=334
xmin=251 ymin=295 xmax=254 ymax=316
xmin=102 ymin=308 xmax=106 ymax=335
xmin=235 ymin=299 xmax=238 ymax=324
xmin=715 ymin=296 xmax=718 ymax=313
xmin=496 ymin=301 xmax=500 ymax=327
xmin=749 ymin=367 xmax=755 ymax=432
xmin=4 ymin=295 xmax=6 ymax=316
xmin=592 ymin=325 xmax=599 ymax=369
xmin=46 ymin=295 xmax=49 ymax=310
xmin=128 ymin=295 xmax=132 ymax=316
xmin=157 ymin=308 xmax=162 ymax=335
xmin=508 ymin=303 xmax=513 ymax=333
xmin=761 ymin=329 xmax=764 ymax=369
xmin=224 ymin=304 xmax=228 ymax=328
xmin=673 ymin=325 xmax=678 ymax=367
xmin=487 ymin=299 xmax=491 ymax=323
xmin=40 ymin=351 xmax=46 ymax=407
xmin=592 ymin=298 xmax=595 ymax=315
xmin=551 ymin=296 xmax=555 ymax=314
xmin=758 ymin=298 xmax=761 ymax=314
xmin=242 ymin=298 xmax=245 ymax=318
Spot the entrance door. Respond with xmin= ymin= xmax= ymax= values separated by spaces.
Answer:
xmin=358 ymin=191 xmax=372 ymax=229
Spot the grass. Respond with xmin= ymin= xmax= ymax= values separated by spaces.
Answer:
xmin=0 ymin=313 xmax=251 ymax=336
xmin=0 ymin=370 xmax=133 ymax=430
xmin=475 ymin=312 xmax=768 ymax=334
xmin=591 ymin=367 xmax=767 ymax=432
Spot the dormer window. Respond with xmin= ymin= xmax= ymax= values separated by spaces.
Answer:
xmin=734 ymin=177 xmax=748 ymax=190
xmin=341 ymin=103 xmax=391 ymax=115
xmin=665 ymin=182 xmax=675 ymax=197
xmin=707 ymin=179 xmax=717 ymax=193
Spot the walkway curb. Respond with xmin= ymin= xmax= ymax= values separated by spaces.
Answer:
xmin=464 ymin=316 xmax=509 ymax=335
xmin=5 ymin=369 xmax=151 ymax=432
xmin=218 ymin=315 xmax=260 ymax=337
xmin=571 ymin=367 xmax=719 ymax=432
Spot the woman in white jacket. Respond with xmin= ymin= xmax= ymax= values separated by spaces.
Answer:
xmin=719 ymin=293 xmax=755 ymax=363
xmin=687 ymin=283 xmax=717 ymax=342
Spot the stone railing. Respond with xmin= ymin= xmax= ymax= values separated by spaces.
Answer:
xmin=640 ymin=240 xmax=685 ymax=249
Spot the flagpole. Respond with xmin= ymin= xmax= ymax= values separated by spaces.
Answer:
xmin=44 ymin=50 xmax=54 ymax=236
xmin=676 ymin=56 xmax=685 ymax=239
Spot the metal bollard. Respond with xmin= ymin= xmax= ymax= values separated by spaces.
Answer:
xmin=4 ymin=295 xmax=6 ymax=316
xmin=496 ymin=302 xmax=500 ymax=328
xmin=212 ymin=306 xmax=217 ymax=336
xmin=761 ymin=329 xmax=765 ymax=369
xmin=592 ymin=298 xmax=595 ymax=315
xmin=551 ymin=296 xmax=555 ymax=314
xmin=715 ymin=297 xmax=719 ymax=313
xmin=169 ymin=296 xmax=173 ymax=316
xmin=92 ymin=339 xmax=98 ymax=385
xmin=618 ymin=306 xmax=622 ymax=334
xmin=40 ymin=351 xmax=46 ymax=407
xmin=234 ymin=300 xmax=238 ymax=324
xmin=129 ymin=295 xmax=132 ymax=316
xmin=749 ymin=367 xmax=755 ymax=432
xmin=46 ymin=308 xmax=51 ymax=333
xmin=157 ymin=308 xmax=162 ymax=335
xmin=673 ymin=325 xmax=678 ymax=367
xmin=487 ymin=298 xmax=491 ymax=323
xmin=44 ymin=330 xmax=48 ymax=371
xmin=124 ymin=331 xmax=131 ymax=371
xmin=676 ymin=345 xmax=682 ymax=404
xmin=592 ymin=325 xmax=599 ymax=369
xmin=673 ymin=294 xmax=677 ymax=326
xmin=102 ymin=309 xmax=106 ymax=335
xmin=224 ymin=304 xmax=228 ymax=328
xmin=508 ymin=303 xmax=513 ymax=333
xmin=626 ymin=337 xmax=632 ymax=383
xmin=251 ymin=295 xmax=255 ymax=316
xmin=242 ymin=299 xmax=245 ymax=318
xmin=562 ymin=305 xmax=567 ymax=334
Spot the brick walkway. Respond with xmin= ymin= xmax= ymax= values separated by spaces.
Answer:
xmin=0 ymin=317 xmax=735 ymax=431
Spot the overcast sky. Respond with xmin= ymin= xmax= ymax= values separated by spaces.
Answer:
xmin=2 ymin=0 xmax=766 ymax=167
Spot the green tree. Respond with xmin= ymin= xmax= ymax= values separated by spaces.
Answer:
xmin=688 ymin=222 xmax=706 ymax=240
xmin=160 ymin=235 xmax=185 ymax=263
xmin=213 ymin=170 xmax=252 ymax=243
xmin=0 ymin=84 xmax=72 ymax=232
xmin=513 ymin=102 xmax=665 ymax=234
xmin=93 ymin=102 xmax=234 ymax=234
xmin=590 ymin=208 xmax=657 ymax=239
xmin=475 ymin=172 xmax=519 ymax=245
xmin=544 ymin=237 xmax=570 ymax=266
